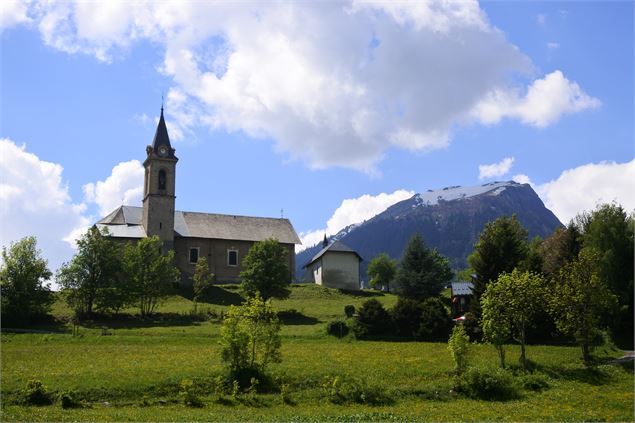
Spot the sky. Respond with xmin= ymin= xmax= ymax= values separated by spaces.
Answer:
xmin=1 ymin=0 xmax=633 ymax=277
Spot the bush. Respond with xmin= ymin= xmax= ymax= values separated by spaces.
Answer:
xmin=344 ymin=305 xmax=356 ymax=318
xmin=390 ymin=298 xmax=423 ymax=338
xmin=22 ymin=380 xmax=52 ymax=405
xmin=448 ymin=324 xmax=470 ymax=374
xmin=59 ymin=390 xmax=81 ymax=409
xmin=353 ymin=299 xmax=392 ymax=338
xmin=458 ymin=367 xmax=520 ymax=400
xmin=519 ymin=373 xmax=550 ymax=392
xmin=321 ymin=375 xmax=393 ymax=405
xmin=326 ymin=319 xmax=349 ymax=338
xmin=179 ymin=379 xmax=204 ymax=407
xmin=417 ymin=297 xmax=451 ymax=341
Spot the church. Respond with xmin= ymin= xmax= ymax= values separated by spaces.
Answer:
xmin=96 ymin=108 xmax=301 ymax=285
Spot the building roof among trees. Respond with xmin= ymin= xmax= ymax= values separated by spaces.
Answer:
xmin=451 ymin=281 xmax=474 ymax=296
xmin=97 ymin=205 xmax=301 ymax=244
xmin=303 ymin=240 xmax=363 ymax=268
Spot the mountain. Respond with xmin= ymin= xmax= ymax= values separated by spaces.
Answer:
xmin=296 ymin=181 xmax=562 ymax=281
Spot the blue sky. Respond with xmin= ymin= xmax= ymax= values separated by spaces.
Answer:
xmin=1 ymin=1 xmax=633 ymax=274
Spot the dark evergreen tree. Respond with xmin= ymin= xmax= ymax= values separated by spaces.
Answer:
xmin=467 ymin=215 xmax=529 ymax=317
xmin=394 ymin=234 xmax=453 ymax=300
xmin=390 ymin=297 xmax=423 ymax=338
xmin=353 ymin=299 xmax=392 ymax=338
xmin=539 ymin=224 xmax=583 ymax=279
xmin=240 ymin=238 xmax=290 ymax=300
xmin=417 ymin=297 xmax=452 ymax=341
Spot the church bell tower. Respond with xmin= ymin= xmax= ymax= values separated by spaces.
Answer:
xmin=142 ymin=106 xmax=178 ymax=251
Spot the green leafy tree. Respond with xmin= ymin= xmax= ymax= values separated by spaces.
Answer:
xmin=448 ymin=324 xmax=471 ymax=375
xmin=395 ymin=234 xmax=453 ymax=300
xmin=390 ymin=297 xmax=423 ymax=338
xmin=123 ymin=236 xmax=179 ymax=316
xmin=468 ymin=215 xmax=529 ymax=317
xmin=481 ymin=269 xmax=546 ymax=369
xmin=220 ymin=294 xmax=281 ymax=380
xmin=367 ymin=253 xmax=397 ymax=291
xmin=240 ymin=238 xmax=290 ymax=300
xmin=0 ymin=237 xmax=53 ymax=326
xmin=580 ymin=203 xmax=634 ymax=334
xmin=192 ymin=257 xmax=214 ymax=312
xmin=549 ymin=249 xmax=618 ymax=364
xmin=57 ymin=226 xmax=123 ymax=316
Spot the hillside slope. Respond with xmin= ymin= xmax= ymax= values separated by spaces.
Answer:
xmin=297 ymin=181 xmax=562 ymax=280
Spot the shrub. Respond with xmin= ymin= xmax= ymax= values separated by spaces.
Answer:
xmin=390 ymin=298 xmax=423 ymax=338
xmin=220 ymin=295 xmax=281 ymax=386
xmin=344 ymin=305 xmax=356 ymax=318
xmin=353 ymin=299 xmax=392 ymax=338
xmin=417 ymin=297 xmax=451 ymax=341
xmin=458 ymin=367 xmax=520 ymax=400
xmin=519 ymin=373 xmax=550 ymax=392
xmin=321 ymin=375 xmax=392 ymax=405
xmin=326 ymin=319 xmax=349 ymax=338
xmin=22 ymin=379 xmax=52 ymax=405
xmin=448 ymin=324 xmax=470 ymax=374
xmin=59 ymin=390 xmax=81 ymax=409
xmin=179 ymin=379 xmax=203 ymax=407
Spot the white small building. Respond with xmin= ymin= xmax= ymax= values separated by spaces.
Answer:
xmin=303 ymin=238 xmax=363 ymax=290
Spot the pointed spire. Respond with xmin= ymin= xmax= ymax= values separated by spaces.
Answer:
xmin=151 ymin=105 xmax=174 ymax=157
xmin=323 ymin=234 xmax=328 ymax=248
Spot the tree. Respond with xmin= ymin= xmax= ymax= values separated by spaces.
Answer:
xmin=549 ymin=249 xmax=618 ymax=365
xmin=390 ymin=297 xmax=423 ymax=338
xmin=417 ymin=297 xmax=452 ymax=341
xmin=56 ymin=226 xmax=123 ymax=316
xmin=220 ymin=294 xmax=281 ymax=382
xmin=192 ymin=257 xmax=214 ymax=312
xmin=123 ymin=236 xmax=180 ymax=316
xmin=395 ymin=234 xmax=453 ymax=300
xmin=240 ymin=238 xmax=290 ymax=300
xmin=367 ymin=253 xmax=397 ymax=291
xmin=468 ymin=215 xmax=528 ymax=317
xmin=481 ymin=269 xmax=546 ymax=370
xmin=0 ymin=237 xmax=53 ymax=326
xmin=448 ymin=324 xmax=471 ymax=375
xmin=539 ymin=224 xmax=582 ymax=279
xmin=353 ymin=299 xmax=392 ymax=338
xmin=580 ymin=203 xmax=634 ymax=335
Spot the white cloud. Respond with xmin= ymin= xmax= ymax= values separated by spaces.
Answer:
xmin=512 ymin=174 xmax=532 ymax=185
xmin=83 ymin=160 xmax=144 ymax=217
xmin=472 ymin=70 xmax=600 ymax=128
xmin=0 ymin=0 xmax=32 ymax=30
xmin=547 ymin=42 xmax=559 ymax=50
xmin=536 ymin=160 xmax=635 ymax=224
xmin=9 ymin=2 xmax=600 ymax=172
xmin=478 ymin=157 xmax=515 ymax=180
xmin=298 ymin=189 xmax=414 ymax=251
xmin=0 ymin=138 xmax=89 ymax=276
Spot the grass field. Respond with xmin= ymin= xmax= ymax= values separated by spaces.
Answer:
xmin=1 ymin=285 xmax=633 ymax=422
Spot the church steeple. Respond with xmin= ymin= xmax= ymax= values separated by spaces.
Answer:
xmin=149 ymin=107 xmax=175 ymax=159
xmin=142 ymin=106 xmax=178 ymax=252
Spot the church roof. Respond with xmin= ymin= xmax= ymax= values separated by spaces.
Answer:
xmin=97 ymin=206 xmax=301 ymax=244
xmin=303 ymin=240 xmax=363 ymax=268
xmin=151 ymin=108 xmax=176 ymax=158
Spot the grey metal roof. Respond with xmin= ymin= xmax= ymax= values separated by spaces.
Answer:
xmin=97 ymin=206 xmax=301 ymax=244
xmin=451 ymin=282 xmax=474 ymax=296
xmin=303 ymin=240 xmax=363 ymax=268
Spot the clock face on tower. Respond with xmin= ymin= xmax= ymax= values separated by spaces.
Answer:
xmin=158 ymin=145 xmax=168 ymax=157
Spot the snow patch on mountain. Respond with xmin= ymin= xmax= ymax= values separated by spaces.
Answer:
xmin=412 ymin=181 xmax=519 ymax=207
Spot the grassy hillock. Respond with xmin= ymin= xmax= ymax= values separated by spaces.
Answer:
xmin=1 ymin=284 xmax=632 ymax=422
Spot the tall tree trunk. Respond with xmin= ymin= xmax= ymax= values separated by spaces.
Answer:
xmin=519 ymin=321 xmax=527 ymax=370
xmin=496 ymin=344 xmax=506 ymax=368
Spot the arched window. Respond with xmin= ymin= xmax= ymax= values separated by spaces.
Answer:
xmin=158 ymin=169 xmax=167 ymax=190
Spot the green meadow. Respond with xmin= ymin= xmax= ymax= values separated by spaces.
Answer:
xmin=1 ymin=285 xmax=633 ymax=422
